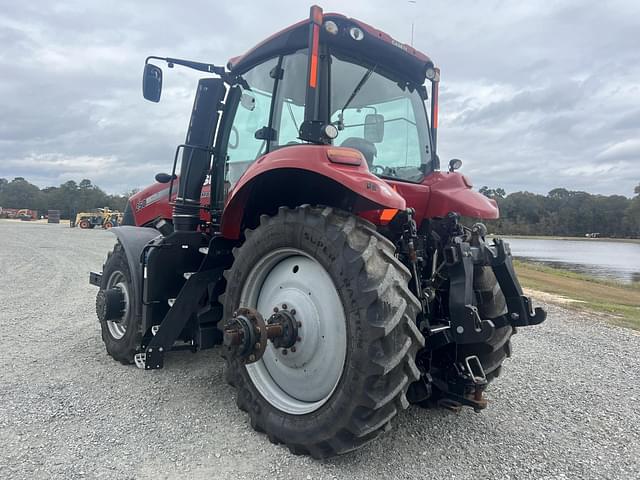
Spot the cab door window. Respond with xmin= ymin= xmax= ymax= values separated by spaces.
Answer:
xmin=270 ymin=50 xmax=308 ymax=150
xmin=226 ymin=57 xmax=278 ymax=186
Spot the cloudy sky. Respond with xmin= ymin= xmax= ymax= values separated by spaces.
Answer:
xmin=1 ymin=0 xmax=639 ymax=196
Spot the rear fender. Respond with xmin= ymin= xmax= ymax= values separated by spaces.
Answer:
xmin=220 ymin=145 xmax=406 ymax=239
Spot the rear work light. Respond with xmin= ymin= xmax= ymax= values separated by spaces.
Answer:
xmin=324 ymin=20 xmax=339 ymax=35
xmin=324 ymin=124 xmax=338 ymax=139
xmin=327 ymin=147 xmax=363 ymax=166
xmin=349 ymin=26 xmax=364 ymax=41
xmin=426 ymin=67 xmax=440 ymax=82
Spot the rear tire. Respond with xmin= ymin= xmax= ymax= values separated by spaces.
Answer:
xmin=221 ymin=206 xmax=424 ymax=458
xmin=98 ymin=242 xmax=142 ymax=365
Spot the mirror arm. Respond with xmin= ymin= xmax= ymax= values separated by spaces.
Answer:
xmin=145 ymin=56 xmax=226 ymax=76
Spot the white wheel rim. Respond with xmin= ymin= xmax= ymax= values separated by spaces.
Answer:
xmin=241 ymin=248 xmax=347 ymax=415
xmin=105 ymin=271 xmax=129 ymax=340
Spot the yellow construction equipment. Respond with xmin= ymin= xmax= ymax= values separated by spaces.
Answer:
xmin=71 ymin=208 xmax=123 ymax=229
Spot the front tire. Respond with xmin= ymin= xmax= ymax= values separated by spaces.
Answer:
xmin=98 ymin=242 xmax=142 ymax=364
xmin=221 ymin=206 xmax=424 ymax=458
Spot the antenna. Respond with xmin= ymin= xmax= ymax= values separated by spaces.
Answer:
xmin=408 ymin=0 xmax=416 ymax=46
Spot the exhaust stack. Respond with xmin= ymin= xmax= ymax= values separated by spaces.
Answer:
xmin=173 ymin=78 xmax=226 ymax=231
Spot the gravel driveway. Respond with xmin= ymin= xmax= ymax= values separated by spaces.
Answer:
xmin=1 ymin=220 xmax=638 ymax=479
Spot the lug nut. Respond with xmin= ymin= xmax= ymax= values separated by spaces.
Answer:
xmin=291 ymin=309 xmax=296 ymax=315
xmin=273 ymin=307 xmax=279 ymax=313
xmin=282 ymin=304 xmax=288 ymax=309
xmin=254 ymin=343 xmax=261 ymax=349
xmin=296 ymin=336 xmax=301 ymax=342
xmin=248 ymin=354 xmax=255 ymax=362
xmin=297 ymin=321 xmax=302 ymax=328
xmin=291 ymin=346 xmax=296 ymax=353
xmin=282 ymin=349 xmax=288 ymax=355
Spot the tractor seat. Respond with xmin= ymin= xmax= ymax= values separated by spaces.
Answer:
xmin=340 ymin=137 xmax=377 ymax=166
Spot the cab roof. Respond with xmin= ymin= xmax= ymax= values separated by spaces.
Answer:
xmin=227 ymin=12 xmax=434 ymax=86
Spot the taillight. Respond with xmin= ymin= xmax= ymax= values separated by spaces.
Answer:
xmin=326 ymin=148 xmax=363 ymax=166
xmin=379 ymin=209 xmax=398 ymax=222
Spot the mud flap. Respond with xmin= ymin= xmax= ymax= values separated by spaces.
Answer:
xmin=95 ymin=226 xmax=161 ymax=314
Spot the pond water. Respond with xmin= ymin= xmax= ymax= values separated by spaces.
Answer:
xmin=500 ymin=237 xmax=640 ymax=284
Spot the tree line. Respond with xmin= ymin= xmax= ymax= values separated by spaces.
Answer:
xmin=1 ymin=176 xmax=639 ymax=237
xmin=0 ymin=177 xmax=134 ymax=219
xmin=479 ymin=184 xmax=640 ymax=238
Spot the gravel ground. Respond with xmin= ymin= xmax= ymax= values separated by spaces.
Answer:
xmin=1 ymin=220 xmax=639 ymax=480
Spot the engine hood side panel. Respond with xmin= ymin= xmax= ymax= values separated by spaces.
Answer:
xmin=127 ymin=179 xmax=212 ymax=227
xmin=423 ymin=172 xmax=499 ymax=220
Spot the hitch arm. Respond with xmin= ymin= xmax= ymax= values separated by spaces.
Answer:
xmin=484 ymin=239 xmax=547 ymax=327
xmin=446 ymin=240 xmax=495 ymax=344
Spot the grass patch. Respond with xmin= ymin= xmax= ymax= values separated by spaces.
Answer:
xmin=513 ymin=260 xmax=640 ymax=331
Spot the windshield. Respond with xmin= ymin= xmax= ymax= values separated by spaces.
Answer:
xmin=330 ymin=54 xmax=432 ymax=182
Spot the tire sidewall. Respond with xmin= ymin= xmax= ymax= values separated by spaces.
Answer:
xmin=99 ymin=244 xmax=141 ymax=363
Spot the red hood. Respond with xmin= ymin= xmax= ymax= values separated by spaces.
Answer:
xmin=128 ymin=178 xmax=211 ymax=227
xmin=423 ymin=172 xmax=499 ymax=219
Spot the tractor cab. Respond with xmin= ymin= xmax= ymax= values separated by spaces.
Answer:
xmin=221 ymin=10 xmax=438 ymax=186
xmin=225 ymin=43 xmax=434 ymax=185
xmin=140 ymin=5 xmax=446 ymax=232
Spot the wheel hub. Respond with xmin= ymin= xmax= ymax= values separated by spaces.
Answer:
xmin=103 ymin=272 xmax=130 ymax=340
xmin=267 ymin=307 xmax=299 ymax=349
xmin=96 ymin=287 xmax=126 ymax=322
xmin=222 ymin=306 xmax=300 ymax=363
xmin=233 ymin=249 xmax=347 ymax=415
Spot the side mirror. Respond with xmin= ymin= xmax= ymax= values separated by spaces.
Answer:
xmin=143 ymin=63 xmax=163 ymax=102
xmin=449 ymin=158 xmax=463 ymax=172
xmin=155 ymin=172 xmax=176 ymax=183
xmin=364 ymin=114 xmax=385 ymax=143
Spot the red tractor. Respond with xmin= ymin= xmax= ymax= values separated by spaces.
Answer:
xmin=91 ymin=6 xmax=546 ymax=458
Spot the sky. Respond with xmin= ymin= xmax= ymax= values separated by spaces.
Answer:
xmin=1 ymin=0 xmax=639 ymax=196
